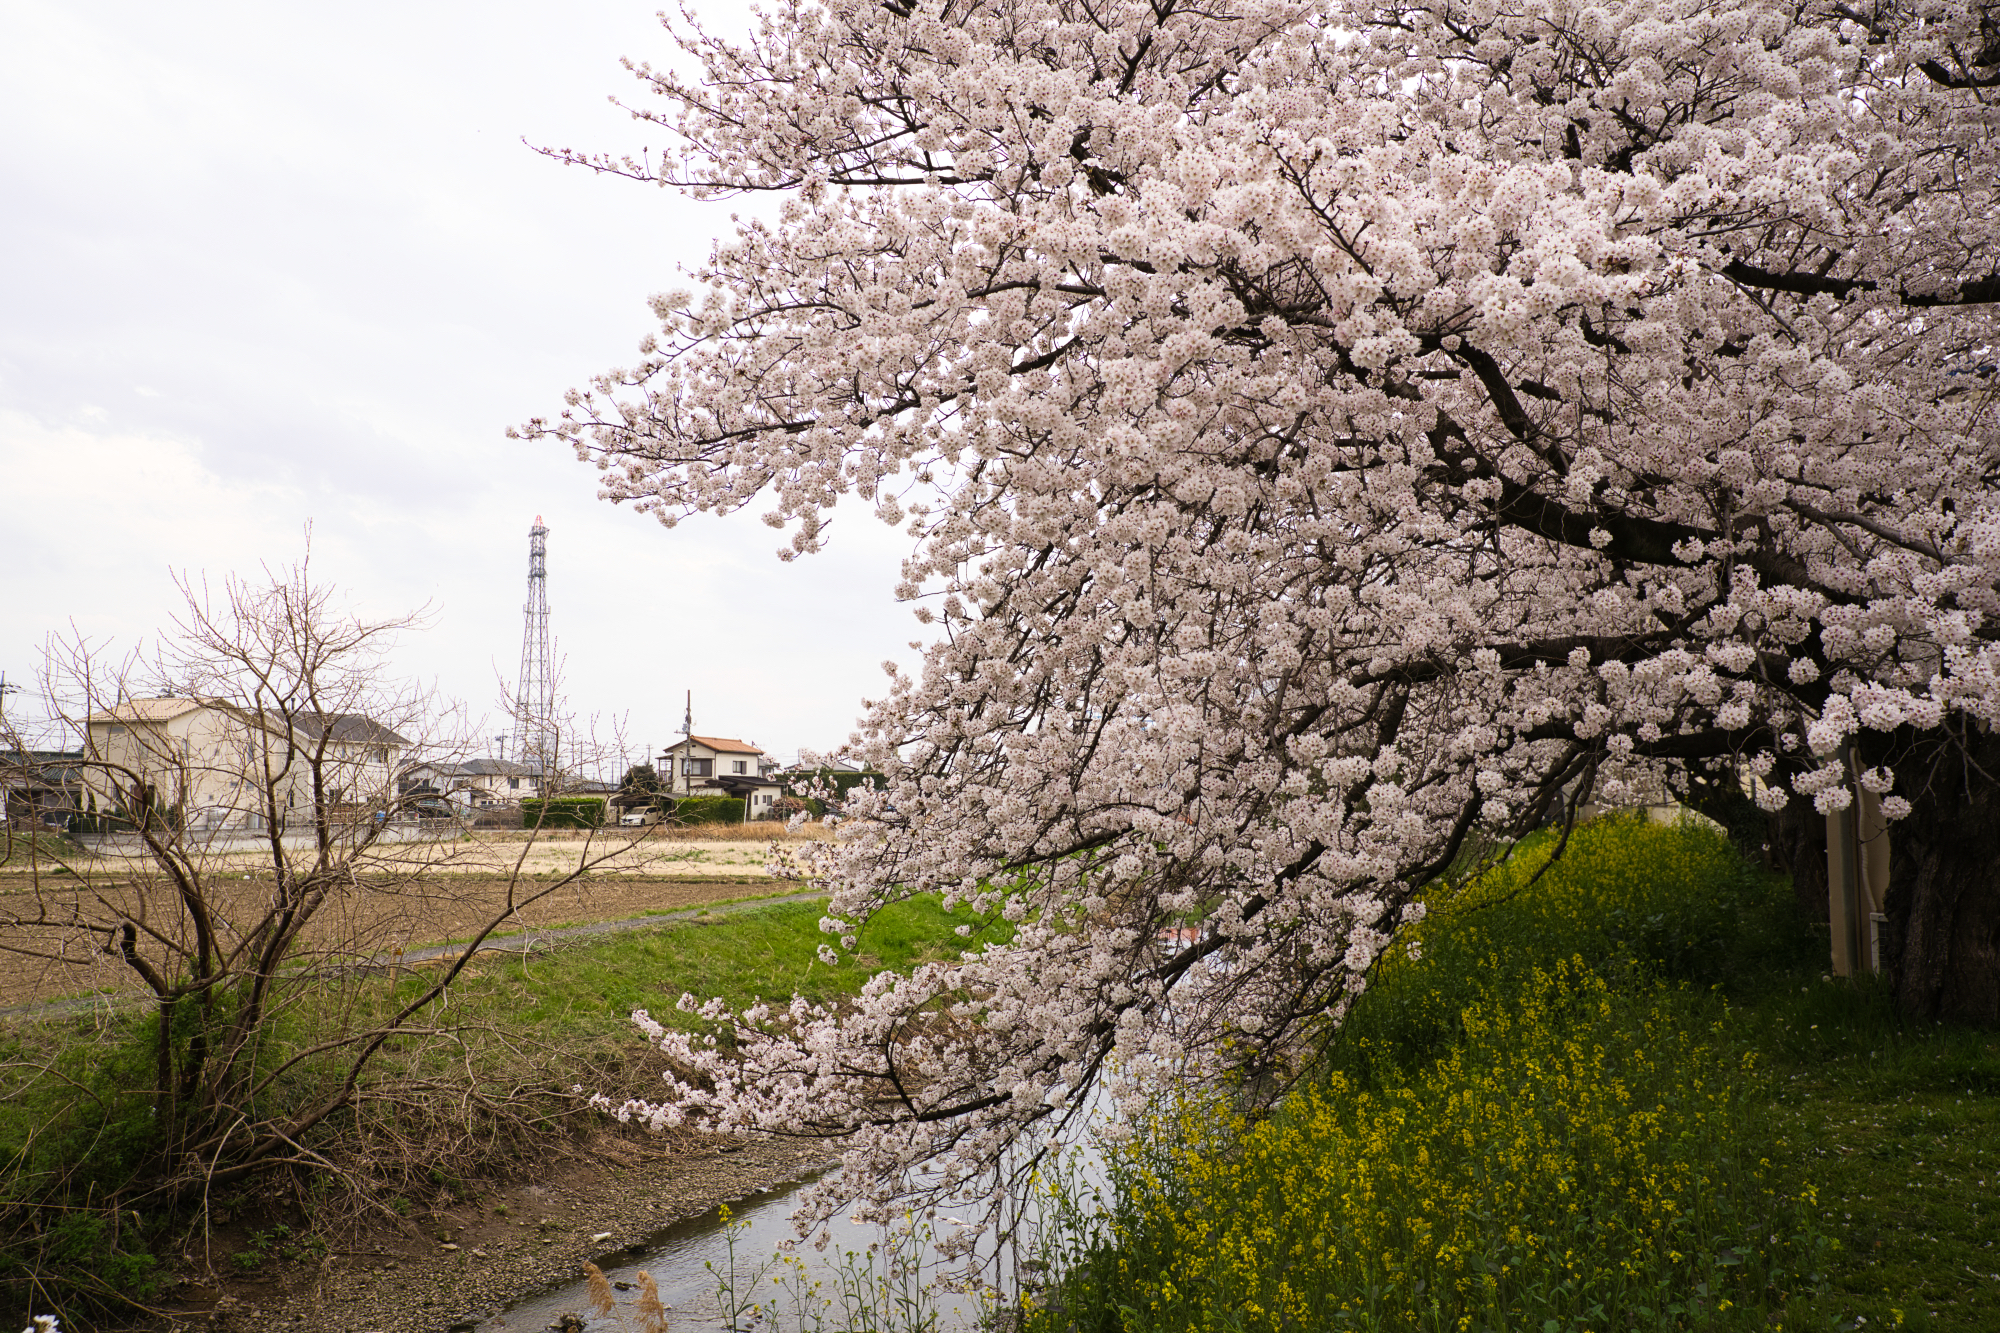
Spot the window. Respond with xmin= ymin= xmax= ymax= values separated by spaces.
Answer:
xmin=684 ymin=758 xmax=712 ymax=777
xmin=509 ymin=777 xmax=519 ymax=790
xmin=732 ymin=760 xmax=748 ymax=774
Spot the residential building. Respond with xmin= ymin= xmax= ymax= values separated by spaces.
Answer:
xmin=81 ymin=697 xmax=409 ymax=832
xmin=400 ymin=758 xmax=542 ymax=810
xmin=292 ymin=713 xmax=406 ymax=806
xmin=659 ymin=733 xmax=784 ymax=817
xmin=1 ymin=750 xmax=85 ymax=828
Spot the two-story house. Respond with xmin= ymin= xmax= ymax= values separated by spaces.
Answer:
xmin=399 ymin=757 xmax=542 ymax=810
xmin=659 ymin=734 xmax=784 ymax=818
xmin=294 ymin=712 xmax=406 ymax=807
xmin=82 ymin=697 xmax=409 ymax=833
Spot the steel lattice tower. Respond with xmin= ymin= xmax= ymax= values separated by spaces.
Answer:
xmin=510 ymin=516 xmax=555 ymax=774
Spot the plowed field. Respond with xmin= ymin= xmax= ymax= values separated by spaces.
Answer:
xmin=0 ymin=824 xmax=828 ymax=1000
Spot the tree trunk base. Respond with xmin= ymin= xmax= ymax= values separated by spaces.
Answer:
xmin=1880 ymin=728 xmax=2000 ymax=1025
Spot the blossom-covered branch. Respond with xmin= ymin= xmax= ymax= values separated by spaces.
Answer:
xmin=539 ymin=0 xmax=2000 ymax=1235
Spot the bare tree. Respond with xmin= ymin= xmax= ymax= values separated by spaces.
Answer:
xmin=0 ymin=557 xmax=656 ymax=1311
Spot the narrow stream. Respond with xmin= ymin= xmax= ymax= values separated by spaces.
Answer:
xmin=483 ymin=1124 xmax=1109 ymax=1333
xmin=479 ymin=1169 xmax=1016 ymax=1333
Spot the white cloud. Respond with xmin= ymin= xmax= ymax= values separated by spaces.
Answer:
xmin=0 ymin=0 xmax=923 ymax=767
xmin=0 ymin=409 xmax=308 ymax=612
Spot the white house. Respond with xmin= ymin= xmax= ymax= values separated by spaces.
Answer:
xmin=294 ymin=713 xmax=406 ymax=805
xmin=82 ymin=697 xmax=410 ymax=832
xmin=400 ymin=757 xmax=543 ymax=810
xmin=659 ymin=733 xmax=784 ymax=817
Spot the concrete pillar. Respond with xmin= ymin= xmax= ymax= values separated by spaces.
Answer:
xmin=1827 ymin=796 xmax=1861 ymax=977
xmin=1827 ymin=769 xmax=1890 ymax=976
xmin=1859 ymin=786 xmax=1889 ymax=971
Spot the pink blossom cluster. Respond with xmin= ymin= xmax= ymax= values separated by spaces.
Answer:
xmin=534 ymin=0 xmax=1999 ymax=1235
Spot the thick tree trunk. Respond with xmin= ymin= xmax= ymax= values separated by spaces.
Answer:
xmin=1878 ymin=727 xmax=2000 ymax=1025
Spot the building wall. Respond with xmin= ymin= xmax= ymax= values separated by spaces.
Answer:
xmin=662 ymin=740 xmax=768 ymax=797
xmin=403 ymin=761 xmax=530 ymax=807
xmin=83 ymin=705 xmax=398 ymax=832
xmin=84 ymin=709 xmax=294 ymax=829
xmin=666 ymin=743 xmax=716 ymax=795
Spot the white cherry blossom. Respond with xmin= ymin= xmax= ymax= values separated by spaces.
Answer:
xmin=530 ymin=0 xmax=2000 ymax=1237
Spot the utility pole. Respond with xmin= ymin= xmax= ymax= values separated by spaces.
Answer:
xmin=680 ymin=691 xmax=694 ymax=799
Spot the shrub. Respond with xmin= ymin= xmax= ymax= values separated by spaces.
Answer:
xmin=520 ymin=797 xmax=605 ymax=829
xmin=666 ymin=795 xmax=746 ymax=826
xmin=70 ymin=793 xmax=181 ymax=837
xmin=780 ymin=769 xmax=884 ymax=806
xmin=1 ymin=1014 xmax=173 ymax=1316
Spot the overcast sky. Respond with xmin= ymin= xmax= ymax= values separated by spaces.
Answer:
xmin=1 ymin=0 xmax=926 ymax=770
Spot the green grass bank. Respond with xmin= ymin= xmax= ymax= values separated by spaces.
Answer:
xmin=0 ymin=891 xmax=1004 ymax=1323
xmin=1026 ymin=817 xmax=2000 ymax=1333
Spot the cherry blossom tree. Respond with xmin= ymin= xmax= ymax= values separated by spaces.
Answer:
xmin=528 ymin=0 xmax=1999 ymax=1232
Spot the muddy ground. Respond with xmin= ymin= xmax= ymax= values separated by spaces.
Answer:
xmin=0 ymin=869 xmax=807 ymax=1009
xmin=155 ymin=1134 xmax=832 ymax=1333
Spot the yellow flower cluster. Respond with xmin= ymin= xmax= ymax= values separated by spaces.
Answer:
xmin=1099 ymin=960 xmax=1778 ymax=1331
xmin=1027 ymin=818 xmax=1819 ymax=1333
xmin=1385 ymin=813 xmax=1748 ymax=985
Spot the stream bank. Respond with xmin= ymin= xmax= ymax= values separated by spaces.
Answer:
xmin=160 ymin=1135 xmax=830 ymax=1333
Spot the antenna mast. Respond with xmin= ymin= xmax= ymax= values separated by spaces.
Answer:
xmin=510 ymin=516 xmax=555 ymax=776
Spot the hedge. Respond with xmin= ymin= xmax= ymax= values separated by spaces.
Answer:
xmin=520 ymin=797 xmax=606 ymax=829
xmin=666 ymin=795 xmax=745 ymax=825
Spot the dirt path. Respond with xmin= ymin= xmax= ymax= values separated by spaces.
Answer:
xmin=38 ymin=827 xmax=828 ymax=880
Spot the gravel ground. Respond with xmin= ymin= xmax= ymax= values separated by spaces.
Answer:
xmin=160 ymin=1136 xmax=832 ymax=1333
